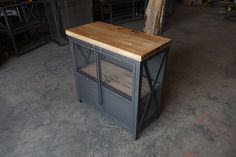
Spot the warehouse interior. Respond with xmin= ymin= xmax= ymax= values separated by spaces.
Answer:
xmin=0 ymin=0 xmax=236 ymax=157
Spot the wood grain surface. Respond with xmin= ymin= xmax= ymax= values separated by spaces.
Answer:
xmin=66 ymin=22 xmax=171 ymax=61
xmin=80 ymin=60 xmax=152 ymax=97
xmin=144 ymin=0 xmax=167 ymax=35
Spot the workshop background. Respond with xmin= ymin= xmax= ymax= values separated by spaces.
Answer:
xmin=0 ymin=0 xmax=236 ymax=157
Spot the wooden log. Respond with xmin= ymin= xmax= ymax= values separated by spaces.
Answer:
xmin=144 ymin=0 xmax=167 ymax=35
xmin=156 ymin=0 xmax=166 ymax=34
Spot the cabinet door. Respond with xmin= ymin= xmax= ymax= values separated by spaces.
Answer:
xmin=73 ymin=41 xmax=100 ymax=108
xmin=99 ymin=51 xmax=135 ymax=129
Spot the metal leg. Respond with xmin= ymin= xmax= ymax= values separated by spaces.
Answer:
xmin=69 ymin=39 xmax=81 ymax=101
xmin=132 ymin=61 xmax=142 ymax=140
xmin=9 ymin=34 xmax=18 ymax=56
xmin=158 ymin=48 xmax=169 ymax=111
xmin=2 ymin=8 xmax=18 ymax=55
xmin=95 ymin=46 xmax=103 ymax=106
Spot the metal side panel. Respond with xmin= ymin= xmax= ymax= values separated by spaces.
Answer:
xmin=102 ymin=86 xmax=133 ymax=132
xmin=142 ymin=87 xmax=162 ymax=121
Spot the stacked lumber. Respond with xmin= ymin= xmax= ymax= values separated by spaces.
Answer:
xmin=144 ymin=0 xmax=167 ymax=35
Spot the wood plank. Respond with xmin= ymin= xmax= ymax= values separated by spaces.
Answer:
xmin=66 ymin=22 xmax=171 ymax=61
xmin=80 ymin=60 xmax=151 ymax=97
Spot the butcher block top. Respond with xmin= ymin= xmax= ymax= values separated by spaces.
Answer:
xmin=66 ymin=22 xmax=171 ymax=61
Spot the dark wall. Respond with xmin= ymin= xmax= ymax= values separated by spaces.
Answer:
xmin=58 ymin=0 xmax=93 ymax=29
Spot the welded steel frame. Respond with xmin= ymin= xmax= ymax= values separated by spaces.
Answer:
xmin=101 ymin=0 xmax=145 ymax=24
xmin=43 ymin=0 xmax=67 ymax=45
xmin=69 ymin=37 xmax=169 ymax=140
xmin=0 ymin=1 xmax=46 ymax=56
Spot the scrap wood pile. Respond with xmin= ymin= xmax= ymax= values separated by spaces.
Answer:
xmin=144 ymin=0 xmax=167 ymax=35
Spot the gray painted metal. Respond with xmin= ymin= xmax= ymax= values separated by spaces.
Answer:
xmin=69 ymin=37 xmax=169 ymax=140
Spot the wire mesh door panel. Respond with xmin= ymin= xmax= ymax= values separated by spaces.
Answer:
xmin=73 ymin=42 xmax=101 ymax=108
xmin=74 ymin=42 xmax=97 ymax=81
xmin=99 ymin=52 xmax=135 ymax=128
xmin=100 ymin=53 xmax=135 ymax=101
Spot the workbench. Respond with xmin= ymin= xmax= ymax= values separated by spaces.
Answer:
xmin=66 ymin=22 xmax=171 ymax=139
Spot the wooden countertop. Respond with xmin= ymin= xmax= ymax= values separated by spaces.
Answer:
xmin=66 ymin=22 xmax=171 ymax=61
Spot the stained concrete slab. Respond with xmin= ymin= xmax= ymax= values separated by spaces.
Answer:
xmin=0 ymin=4 xmax=236 ymax=157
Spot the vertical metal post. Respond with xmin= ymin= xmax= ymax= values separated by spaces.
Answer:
xmin=132 ymin=61 xmax=142 ymax=140
xmin=109 ymin=4 xmax=112 ymax=23
xmin=43 ymin=0 xmax=53 ymax=37
xmin=2 ymin=8 xmax=18 ymax=55
xmin=69 ymin=38 xmax=81 ymax=102
xmin=51 ymin=0 xmax=62 ymax=40
xmin=157 ymin=47 xmax=169 ymax=113
xmin=95 ymin=46 xmax=103 ymax=106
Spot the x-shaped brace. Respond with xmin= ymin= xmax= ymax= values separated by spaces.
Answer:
xmin=139 ymin=52 xmax=167 ymax=129
xmin=23 ymin=3 xmax=38 ymax=21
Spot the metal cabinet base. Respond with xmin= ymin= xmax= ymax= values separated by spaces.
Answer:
xmin=69 ymin=38 xmax=169 ymax=140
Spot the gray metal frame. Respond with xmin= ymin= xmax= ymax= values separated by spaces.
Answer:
xmin=0 ymin=1 xmax=47 ymax=56
xmin=69 ymin=37 xmax=169 ymax=140
xmin=100 ymin=0 xmax=145 ymax=24
xmin=43 ymin=0 xmax=67 ymax=45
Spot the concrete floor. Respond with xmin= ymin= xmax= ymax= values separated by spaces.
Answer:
xmin=0 ymin=5 xmax=236 ymax=157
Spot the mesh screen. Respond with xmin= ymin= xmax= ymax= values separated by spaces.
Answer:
xmin=74 ymin=43 xmax=97 ymax=80
xmin=100 ymin=55 xmax=133 ymax=100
